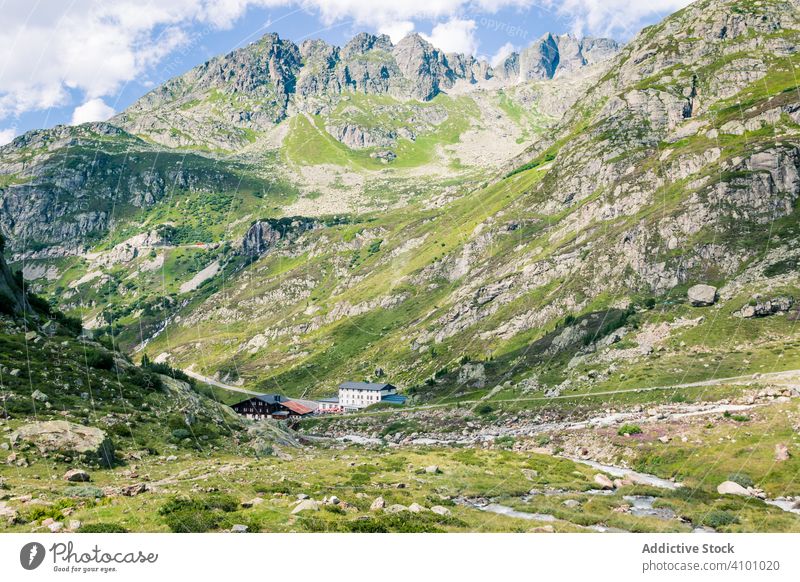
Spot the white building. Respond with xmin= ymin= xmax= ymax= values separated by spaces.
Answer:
xmin=336 ymin=382 xmax=398 ymax=411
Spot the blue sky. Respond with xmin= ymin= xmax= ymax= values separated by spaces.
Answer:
xmin=0 ymin=0 xmax=692 ymax=144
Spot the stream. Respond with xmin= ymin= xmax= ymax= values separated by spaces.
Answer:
xmin=563 ymin=457 xmax=682 ymax=489
xmin=458 ymin=459 xmax=800 ymax=530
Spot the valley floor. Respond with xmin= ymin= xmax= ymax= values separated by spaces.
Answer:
xmin=2 ymin=376 xmax=799 ymax=533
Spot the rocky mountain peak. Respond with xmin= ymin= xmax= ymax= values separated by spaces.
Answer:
xmin=341 ymin=32 xmax=394 ymax=58
xmin=501 ymin=32 xmax=622 ymax=82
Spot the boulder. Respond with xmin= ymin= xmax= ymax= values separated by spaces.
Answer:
xmin=231 ymin=524 xmax=249 ymax=533
xmin=291 ymin=499 xmax=319 ymax=514
xmin=63 ymin=469 xmax=90 ymax=482
xmin=562 ymin=499 xmax=581 ymax=508
xmin=424 ymin=465 xmax=441 ymax=474
xmin=0 ymin=502 xmax=18 ymax=525
xmin=430 ymin=505 xmax=451 ymax=516
xmin=408 ymin=503 xmax=426 ymax=513
xmin=120 ymin=483 xmax=148 ymax=497
xmin=775 ymin=443 xmax=791 ymax=462
xmin=31 ymin=390 xmax=48 ymax=402
xmin=370 ymin=496 xmax=385 ymax=511
xmin=739 ymin=296 xmax=794 ymax=318
xmin=688 ymin=284 xmax=717 ymax=306
xmin=10 ymin=421 xmax=114 ymax=467
xmin=327 ymin=495 xmax=340 ymax=505
xmin=593 ymin=474 xmax=615 ymax=489
xmin=384 ymin=504 xmax=408 ymax=514
xmin=717 ymin=481 xmax=750 ymax=496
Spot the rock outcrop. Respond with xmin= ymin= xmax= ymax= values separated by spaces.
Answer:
xmin=241 ymin=217 xmax=319 ymax=258
xmin=9 ymin=421 xmax=114 ymax=467
xmin=688 ymin=284 xmax=718 ymax=306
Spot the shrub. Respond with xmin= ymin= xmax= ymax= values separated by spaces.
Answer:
xmin=254 ymin=481 xmax=300 ymax=495
xmin=618 ymin=424 xmax=643 ymax=436
xmin=171 ymin=428 xmax=192 ymax=440
xmin=127 ymin=366 xmax=163 ymax=391
xmin=65 ymin=485 xmax=105 ymax=498
xmin=475 ymin=404 xmax=494 ymax=416
xmin=702 ymin=510 xmax=739 ymax=529
xmin=0 ymin=291 xmax=15 ymax=315
xmin=727 ymin=472 xmax=754 ymax=489
xmin=86 ymin=350 xmax=115 ymax=371
xmin=495 ymin=436 xmax=516 ymax=449
xmin=722 ymin=411 xmax=750 ymax=422
xmin=78 ymin=523 xmax=129 ymax=533
xmin=159 ymin=493 xmax=240 ymax=533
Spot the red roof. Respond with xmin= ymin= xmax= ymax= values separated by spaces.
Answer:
xmin=282 ymin=400 xmax=313 ymax=415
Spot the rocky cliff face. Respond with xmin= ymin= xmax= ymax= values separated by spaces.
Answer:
xmin=494 ymin=33 xmax=621 ymax=82
xmin=0 ymin=238 xmax=27 ymax=314
xmin=4 ymin=0 xmax=799 ymax=398
xmin=114 ymin=30 xmax=619 ymax=147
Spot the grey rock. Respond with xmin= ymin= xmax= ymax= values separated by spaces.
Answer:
xmin=10 ymin=421 xmax=114 ymax=467
xmin=688 ymin=284 xmax=717 ymax=306
xmin=63 ymin=469 xmax=90 ymax=482
xmin=291 ymin=499 xmax=320 ymax=514
xmin=31 ymin=390 xmax=48 ymax=402
xmin=717 ymin=481 xmax=750 ymax=496
xmin=593 ymin=474 xmax=615 ymax=489
xmin=739 ymin=296 xmax=793 ymax=318
xmin=384 ymin=504 xmax=408 ymax=514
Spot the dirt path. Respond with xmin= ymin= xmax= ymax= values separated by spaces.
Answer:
xmin=182 ymin=369 xmax=260 ymax=396
xmin=185 ymin=366 xmax=800 ymax=414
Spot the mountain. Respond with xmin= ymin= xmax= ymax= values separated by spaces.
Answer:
xmin=1 ymin=0 xmax=799 ymax=403
xmin=0 ymin=31 xmax=618 ymax=261
xmin=116 ymin=31 xmax=619 ymax=149
xmin=3 ymin=0 xmax=800 ymax=535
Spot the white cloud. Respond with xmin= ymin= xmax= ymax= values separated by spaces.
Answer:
xmin=0 ymin=0 xmax=692 ymax=123
xmin=423 ymin=18 xmax=479 ymax=54
xmin=490 ymin=41 xmax=516 ymax=67
xmin=378 ymin=20 xmax=416 ymax=43
xmin=0 ymin=128 xmax=17 ymax=146
xmin=0 ymin=0 xmax=278 ymax=121
xmin=542 ymin=0 xmax=692 ymax=38
xmin=71 ymin=98 xmax=117 ymax=125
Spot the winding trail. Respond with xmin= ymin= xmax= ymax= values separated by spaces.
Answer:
xmin=182 ymin=369 xmax=260 ymax=396
xmin=185 ymin=367 xmax=800 ymax=414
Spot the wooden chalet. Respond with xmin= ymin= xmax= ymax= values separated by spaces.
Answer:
xmin=231 ymin=394 xmax=314 ymax=420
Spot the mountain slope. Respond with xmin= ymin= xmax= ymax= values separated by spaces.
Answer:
xmin=2 ymin=0 xmax=800 ymax=404
xmin=132 ymin=0 xmax=800 ymax=400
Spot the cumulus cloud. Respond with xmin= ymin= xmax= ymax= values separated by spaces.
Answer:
xmin=0 ymin=0 xmax=693 ymax=123
xmin=71 ymin=98 xmax=117 ymax=125
xmin=542 ymin=0 xmax=692 ymax=38
xmin=378 ymin=21 xmax=416 ymax=43
xmin=422 ymin=18 xmax=479 ymax=54
xmin=0 ymin=0 xmax=274 ymax=121
xmin=0 ymin=128 xmax=17 ymax=146
xmin=489 ymin=41 xmax=516 ymax=67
